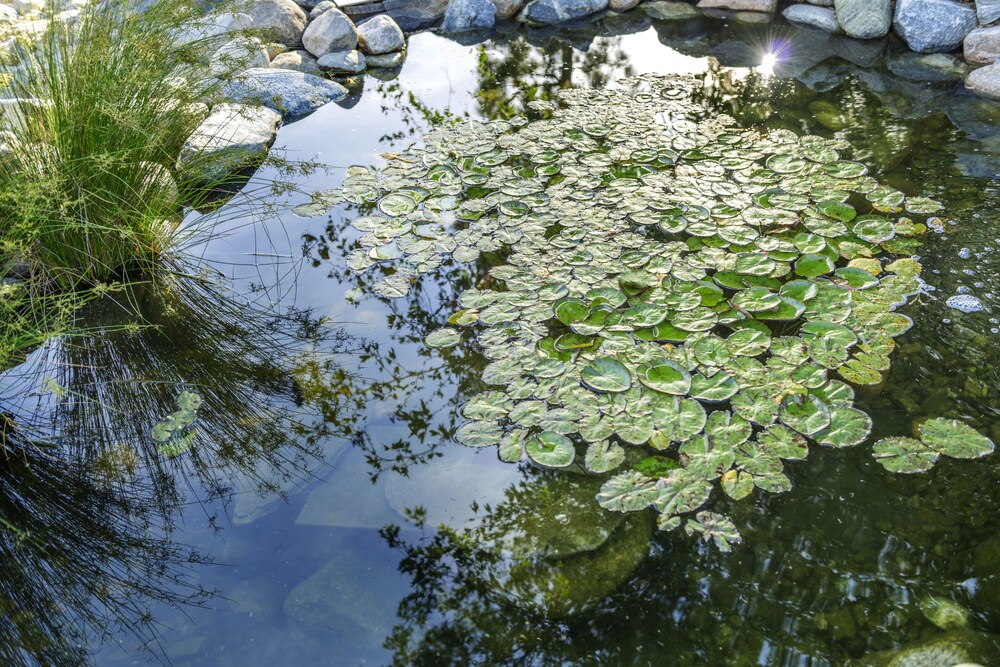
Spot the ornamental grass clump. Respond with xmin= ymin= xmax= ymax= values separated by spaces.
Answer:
xmin=0 ymin=0 xmax=248 ymax=288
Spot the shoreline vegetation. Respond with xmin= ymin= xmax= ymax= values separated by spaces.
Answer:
xmin=0 ymin=0 xmax=297 ymax=373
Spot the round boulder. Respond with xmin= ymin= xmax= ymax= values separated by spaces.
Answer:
xmin=357 ymin=15 xmax=405 ymax=54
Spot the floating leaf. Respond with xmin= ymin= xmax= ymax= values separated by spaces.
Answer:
xmin=581 ymin=357 xmax=632 ymax=393
xmin=526 ymin=431 xmax=576 ymax=468
xmin=425 ymin=327 xmax=462 ymax=349
xmin=872 ymin=436 xmax=939 ymax=473
xmin=779 ymin=395 xmax=831 ymax=436
xmin=455 ymin=421 xmax=503 ymax=448
xmin=814 ymin=407 xmax=872 ymax=448
xmin=585 ymin=440 xmax=626 ymax=474
xmin=597 ymin=471 xmax=658 ymax=512
xmin=639 ymin=361 xmax=692 ymax=395
xmin=918 ymin=418 xmax=995 ymax=460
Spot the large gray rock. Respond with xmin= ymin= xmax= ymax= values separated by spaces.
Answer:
xmin=783 ymin=4 xmax=840 ymax=32
xmin=317 ymin=49 xmax=366 ymax=73
xmin=173 ymin=12 xmax=253 ymax=47
xmin=302 ymin=7 xmax=358 ymax=56
xmin=966 ymin=61 xmax=1000 ymax=100
xmin=243 ymin=0 xmax=308 ymax=46
xmin=177 ymin=104 xmax=281 ymax=182
xmin=209 ymin=36 xmax=270 ymax=76
xmin=833 ymin=0 xmax=890 ymax=39
xmin=0 ymin=5 xmax=18 ymax=22
xmin=309 ymin=1 xmax=335 ymax=19
xmin=356 ymin=15 xmax=404 ymax=54
xmin=270 ymin=49 xmax=322 ymax=74
xmin=979 ymin=0 xmax=1000 ymax=25
xmin=440 ymin=0 xmax=496 ymax=31
xmin=519 ymin=0 xmax=607 ymax=24
xmin=642 ymin=1 xmax=699 ymax=20
xmin=893 ymin=0 xmax=977 ymax=53
xmin=965 ymin=25 xmax=1000 ymax=66
xmin=222 ymin=68 xmax=347 ymax=120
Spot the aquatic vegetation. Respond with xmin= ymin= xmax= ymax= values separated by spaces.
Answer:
xmin=151 ymin=390 xmax=204 ymax=458
xmin=324 ymin=74 xmax=994 ymax=548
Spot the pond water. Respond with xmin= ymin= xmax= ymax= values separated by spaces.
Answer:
xmin=3 ymin=12 xmax=1000 ymax=667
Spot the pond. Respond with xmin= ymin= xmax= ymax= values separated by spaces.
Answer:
xmin=2 ymin=13 xmax=1000 ymax=667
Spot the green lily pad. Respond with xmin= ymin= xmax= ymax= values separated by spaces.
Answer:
xmin=684 ymin=511 xmax=741 ymax=553
xmin=639 ymin=361 xmax=692 ymax=395
xmin=872 ymin=436 xmax=939 ymax=473
xmin=526 ymin=431 xmax=576 ymax=468
xmin=814 ymin=407 xmax=872 ymax=448
xmin=596 ymin=471 xmax=658 ymax=512
xmin=779 ymin=395 xmax=831 ymax=436
xmin=817 ymin=200 xmax=856 ymax=223
xmin=585 ymin=440 xmax=626 ymax=474
xmin=581 ymin=357 xmax=632 ymax=393
xmin=795 ymin=254 xmax=835 ymax=279
xmin=918 ymin=418 xmax=995 ymax=460
xmin=425 ymin=327 xmax=462 ymax=349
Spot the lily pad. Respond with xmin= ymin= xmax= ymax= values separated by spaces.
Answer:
xmin=918 ymin=418 xmax=995 ymax=460
xmin=425 ymin=327 xmax=462 ymax=349
xmin=581 ymin=357 xmax=632 ymax=393
xmin=872 ymin=436 xmax=939 ymax=473
xmin=639 ymin=361 xmax=692 ymax=395
xmin=526 ymin=431 xmax=576 ymax=468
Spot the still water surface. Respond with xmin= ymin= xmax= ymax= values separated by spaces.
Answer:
xmin=2 ymin=14 xmax=1000 ymax=667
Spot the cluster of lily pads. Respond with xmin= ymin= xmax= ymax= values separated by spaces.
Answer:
xmin=150 ymin=390 xmax=203 ymax=458
xmin=320 ymin=74 xmax=994 ymax=550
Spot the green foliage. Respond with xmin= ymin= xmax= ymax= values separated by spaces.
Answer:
xmin=331 ymin=75 xmax=992 ymax=551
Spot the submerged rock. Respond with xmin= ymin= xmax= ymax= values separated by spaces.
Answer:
xmin=222 ymin=68 xmax=348 ymax=121
xmin=284 ymin=547 xmax=409 ymax=652
xmin=366 ymin=49 xmax=406 ymax=68
xmin=474 ymin=474 xmax=653 ymax=618
xmin=177 ymin=103 xmax=281 ymax=183
xmin=918 ymin=595 xmax=972 ymax=631
xmin=893 ymin=0 xmax=977 ymax=53
xmin=856 ymin=630 xmax=1000 ymax=667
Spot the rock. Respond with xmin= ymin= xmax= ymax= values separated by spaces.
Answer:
xmin=858 ymin=630 xmax=1000 ymax=667
xmin=519 ymin=0 xmax=607 ymax=24
xmin=356 ymin=15 xmax=404 ymax=54
xmin=966 ymin=62 xmax=1000 ymax=100
xmin=243 ymin=0 xmax=308 ymax=46
xmin=979 ymin=0 xmax=1000 ymax=25
xmin=732 ymin=10 xmax=770 ymax=23
xmin=177 ymin=104 xmax=282 ymax=183
xmin=265 ymin=42 xmax=288 ymax=58
xmin=887 ymin=51 xmax=966 ymax=81
xmin=440 ymin=0 xmax=496 ymax=31
xmin=222 ymin=68 xmax=347 ymax=121
xmin=317 ymin=49 xmax=366 ymax=73
xmin=295 ymin=449 xmax=401 ymax=529
xmin=474 ymin=474 xmax=654 ymax=618
xmin=893 ymin=0 xmax=977 ymax=53
xmin=309 ymin=0 xmax=335 ymax=19
xmin=284 ymin=547 xmax=409 ymax=652
xmin=365 ymin=48 xmax=406 ymax=67
xmin=493 ymin=0 xmax=527 ymax=18
xmin=0 ymin=5 xmax=17 ymax=22
xmin=807 ymin=0 xmax=833 ymax=6
xmin=965 ymin=26 xmax=1000 ymax=66
xmin=782 ymin=4 xmax=840 ymax=33
xmin=607 ymin=0 xmax=639 ymax=11
xmin=209 ymin=37 xmax=270 ymax=76
xmin=642 ymin=1 xmax=699 ymax=21
xmin=302 ymin=7 xmax=358 ymax=57
xmin=173 ymin=12 xmax=253 ymax=47
xmin=834 ymin=0 xmax=890 ymax=39
xmin=386 ymin=0 xmax=450 ymax=31
xmin=383 ymin=460 xmax=522 ymax=530
xmin=696 ymin=0 xmax=775 ymax=12
xmin=919 ymin=595 xmax=973 ymax=630
xmin=270 ymin=49 xmax=322 ymax=74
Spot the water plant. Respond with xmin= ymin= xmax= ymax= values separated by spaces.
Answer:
xmin=319 ymin=73 xmax=994 ymax=549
